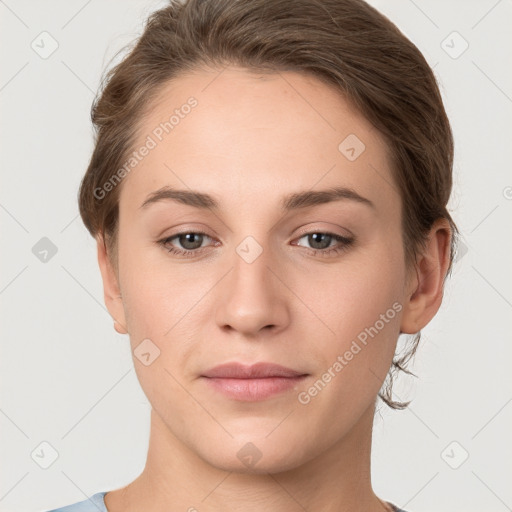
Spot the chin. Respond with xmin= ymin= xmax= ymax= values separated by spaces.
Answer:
xmin=195 ymin=434 xmax=312 ymax=475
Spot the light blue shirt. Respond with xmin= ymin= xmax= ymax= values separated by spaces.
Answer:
xmin=43 ymin=492 xmax=108 ymax=512
xmin=43 ymin=491 xmax=409 ymax=511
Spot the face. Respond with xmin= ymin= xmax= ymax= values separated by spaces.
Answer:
xmin=105 ymin=67 xmax=411 ymax=473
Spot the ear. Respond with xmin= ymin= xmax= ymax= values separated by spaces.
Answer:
xmin=400 ymin=219 xmax=452 ymax=334
xmin=96 ymin=235 xmax=128 ymax=335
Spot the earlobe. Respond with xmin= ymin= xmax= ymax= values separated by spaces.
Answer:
xmin=96 ymin=235 xmax=128 ymax=335
xmin=400 ymin=219 xmax=452 ymax=334
xmin=114 ymin=320 xmax=128 ymax=335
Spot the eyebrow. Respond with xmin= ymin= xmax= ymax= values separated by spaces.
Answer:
xmin=140 ymin=185 xmax=375 ymax=211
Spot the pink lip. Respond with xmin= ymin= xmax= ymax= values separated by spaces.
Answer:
xmin=201 ymin=362 xmax=308 ymax=401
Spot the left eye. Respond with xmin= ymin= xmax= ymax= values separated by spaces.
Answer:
xmin=293 ymin=232 xmax=354 ymax=255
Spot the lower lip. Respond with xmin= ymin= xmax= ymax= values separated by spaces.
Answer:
xmin=202 ymin=376 xmax=308 ymax=401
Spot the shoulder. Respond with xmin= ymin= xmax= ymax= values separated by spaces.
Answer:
xmin=41 ymin=492 xmax=108 ymax=512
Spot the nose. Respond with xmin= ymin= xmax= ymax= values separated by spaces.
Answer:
xmin=214 ymin=241 xmax=290 ymax=337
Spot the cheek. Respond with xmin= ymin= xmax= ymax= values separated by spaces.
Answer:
xmin=122 ymin=268 xmax=203 ymax=346
xmin=118 ymin=257 xmax=207 ymax=408
xmin=117 ymin=233 xmax=202 ymax=331
xmin=292 ymin=263 xmax=403 ymax=436
xmin=303 ymin=245 xmax=404 ymax=337
xmin=297 ymin=245 xmax=405 ymax=384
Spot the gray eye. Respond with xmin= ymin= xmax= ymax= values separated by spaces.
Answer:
xmin=175 ymin=233 xmax=206 ymax=250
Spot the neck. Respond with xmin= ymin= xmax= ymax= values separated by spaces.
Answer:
xmin=105 ymin=402 xmax=390 ymax=512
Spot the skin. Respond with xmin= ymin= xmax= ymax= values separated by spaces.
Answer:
xmin=97 ymin=66 xmax=451 ymax=512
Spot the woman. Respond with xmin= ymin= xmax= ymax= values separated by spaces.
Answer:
xmin=45 ymin=0 xmax=457 ymax=510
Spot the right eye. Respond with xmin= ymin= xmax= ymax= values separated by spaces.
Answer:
xmin=158 ymin=231 xmax=216 ymax=257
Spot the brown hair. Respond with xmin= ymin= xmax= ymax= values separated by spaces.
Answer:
xmin=78 ymin=0 xmax=459 ymax=409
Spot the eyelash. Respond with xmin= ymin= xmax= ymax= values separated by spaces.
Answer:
xmin=158 ymin=231 xmax=354 ymax=259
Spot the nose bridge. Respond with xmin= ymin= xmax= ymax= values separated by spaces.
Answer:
xmin=232 ymin=234 xmax=273 ymax=291
xmin=215 ymin=233 xmax=288 ymax=335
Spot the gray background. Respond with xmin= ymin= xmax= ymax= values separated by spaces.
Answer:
xmin=1 ymin=1 xmax=511 ymax=511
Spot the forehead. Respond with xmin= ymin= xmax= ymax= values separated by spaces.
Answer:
xmin=119 ymin=66 xmax=396 ymax=211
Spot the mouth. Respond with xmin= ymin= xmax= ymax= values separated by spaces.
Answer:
xmin=201 ymin=362 xmax=309 ymax=401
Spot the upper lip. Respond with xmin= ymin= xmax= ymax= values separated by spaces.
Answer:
xmin=202 ymin=362 xmax=307 ymax=379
